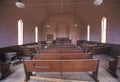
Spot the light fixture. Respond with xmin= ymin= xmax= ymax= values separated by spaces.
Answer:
xmin=15 ymin=0 xmax=25 ymax=8
xmin=74 ymin=24 xmax=78 ymax=27
xmin=93 ymin=0 xmax=103 ymax=6
xmin=46 ymin=24 xmax=50 ymax=28
xmin=46 ymin=1 xmax=50 ymax=28
xmin=74 ymin=0 xmax=78 ymax=27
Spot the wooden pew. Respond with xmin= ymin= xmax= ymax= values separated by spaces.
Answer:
xmin=48 ymin=45 xmax=77 ymax=48
xmin=40 ymin=50 xmax=60 ymax=53
xmin=43 ymin=47 xmax=82 ymax=51
xmin=61 ymin=53 xmax=92 ymax=59
xmin=45 ymin=48 xmax=81 ymax=51
xmin=108 ymin=56 xmax=120 ymax=77
xmin=40 ymin=48 xmax=83 ymax=53
xmin=60 ymin=50 xmax=83 ymax=53
xmin=34 ymin=53 xmax=92 ymax=60
xmin=42 ymin=50 xmax=83 ymax=53
xmin=90 ymin=47 xmax=109 ymax=55
xmin=0 ymin=61 xmax=11 ymax=79
xmin=20 ymin=48 xmax=33 ymax=59
xmin=23 ymin=59 xmax=99 ymax=82
xmin=43 ymin=46 xmax=81 ymax=51
xmin=34 ymin=53 xmax=61 ymax=60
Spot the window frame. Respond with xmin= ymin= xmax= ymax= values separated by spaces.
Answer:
xmin=101 ymin=17 xmax=107 ymax=43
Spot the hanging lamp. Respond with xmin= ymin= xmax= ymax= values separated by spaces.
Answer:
xmin=15 ymin=0 xmax=25 ymax=8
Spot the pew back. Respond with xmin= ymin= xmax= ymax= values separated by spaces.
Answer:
xmin=23 ymin=59 xmax=99 ymax=72
xmin=34 ymin=54 xmax=60 ymax=60
xmin=34 ymin=53 xmax=91 ymax=60
xmin=23 ymin=59 xmax=99 ymax=82
xmin=108 ymin=56 xmax=120 ymax=77
xmin=61 ymin=53 xmax=92 ymax=59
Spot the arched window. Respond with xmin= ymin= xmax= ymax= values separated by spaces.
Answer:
xmin=87 ymin=24 xmax=90 ymax=41
xmin=35 ymin=26 xmax=38 ymax=42
xmin=101 ymin=17 xmax=107 ymax=43
xmin=18 ymin=19 xmax=23 ymax=45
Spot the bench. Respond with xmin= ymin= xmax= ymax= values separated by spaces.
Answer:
xmin=40 ymin=49 xmax=83 ymax=53
xmin=48 ymin=48 xmax=80 ymax=50
xmin=20 ymin=48 xmax=34 ymax=59
xmin=34 ymin=53 xmax=60 ymax=60
xmin=23 ymin=59 xmax=99 ymax=82
xmin=34 ymin=53 xmax=92 ymax=60
xmin=53 ymin=44 xmax=79 ymax=48
xmin=108 ymin=56 xmax=120 ymax=77
xmin=40 ymin=50 xmax=60 ymax=53
xmin=90 ymin=47 xmax=109 ymax=55
xmin=0 ymin=61 xmax=11 ymax=79
xmin=40 ymin=45 xmax=83 ymax=59
xmin=61 ymin=53 xmax=92 ymax=59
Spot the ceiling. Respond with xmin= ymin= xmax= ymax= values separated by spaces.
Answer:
xmin=0 ymin=0 xmax=120 ymax=25
xmin=0 ymin=0 xmax=120 ymax=15
xmin=21 ymin=0 xmax=120 ymax=15
xmin=22 ymin=0 xmax=94 ymax=14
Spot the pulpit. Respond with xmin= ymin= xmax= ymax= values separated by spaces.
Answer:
xmin=56 ymin=37 xmax=71 ymax=45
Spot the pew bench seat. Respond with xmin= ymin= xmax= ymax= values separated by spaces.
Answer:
xmin=23 ymin=59 xmax=99 ymax=82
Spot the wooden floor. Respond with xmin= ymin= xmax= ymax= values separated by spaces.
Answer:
xmin=0 ymin=55 xmax=120 ymax=82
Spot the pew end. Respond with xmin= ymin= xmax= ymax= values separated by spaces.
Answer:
xmin=108 ymin=56 xmax=120 ymax=77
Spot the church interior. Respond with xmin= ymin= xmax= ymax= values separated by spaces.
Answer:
xmin=0 ymin=0 xmax=120 ymax=82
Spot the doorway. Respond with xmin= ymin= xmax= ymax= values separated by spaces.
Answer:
xmin=46 ymin=34 xmax=54 ymax=44
xmin=71 ymin=35 xmax=77 ymax=45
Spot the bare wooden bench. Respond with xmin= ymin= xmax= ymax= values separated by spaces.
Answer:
xmin=46 ymin=47 xmax=80 ymax=50
xmin=34 ymin=53 xmax=92 ymax=60
xmin=108 ymin=56 xmax=120 ymax=77
xmin=40 ymin=50 xmax=60 ymax=53
xmin=23 ymin=59 xmax=99 ymax=82
xmin=43 ymin=47 xmax=82 ymax=52
xmin=34 ymin=54 xmax=90 ymax=60
xmin=61 ymin=53 xmax=92 ymax=59
xmin=40 ymin=48 xmax=83 ymax=53
xmin=60 ymin=50 xmax=83 ymax=53
xmin=19 ymin=48 xmax=34 ymax=60
xmin=34 ymin=53 xmax=61 ymax=60
xmin=90 ymin=47 xmax=109 ymax=55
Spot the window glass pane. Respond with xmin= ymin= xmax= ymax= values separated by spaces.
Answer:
xmin=35 ymin=26 xmax=38 ymax=42
xmin=101 ymin=17 xmax=107 ymax=43
xmin=87 ymin=25 xmax=90 ymax=41
xmin=18 ymin=19 xmax=23 ymax=45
